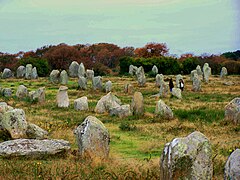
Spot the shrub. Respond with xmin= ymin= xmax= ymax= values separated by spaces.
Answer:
xmin=119 ymin=121 xmax=137 ymax=131
xmin=182 ymin=57 xmax=200 ymax=74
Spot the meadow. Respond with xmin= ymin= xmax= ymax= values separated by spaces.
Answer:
xmin=0 ymin=74 xmax=239 ymax=179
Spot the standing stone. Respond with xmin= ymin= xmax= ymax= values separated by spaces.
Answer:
xmin=78 ymin=76 xmax=87 ymax=90
xmin=155 ymin=100 xmax=173 ymax=120
xmin=69 ymin=61 xmax=79 ymax=77
xmin=131 ymin=92 xmax=144 ymax=116
xmin=92 ymin=76 xmax=103 ymax=91
xmin=156 ymin=74 xmax=164 ymax=87
xmin=86 ymin=69 xmax=94 ymax=80
xmin=190 ymin=70 xmax=197 ymax=81
xmin=16 ymin=66 xmax=26 ymax=78
xmin=196 ymin=65 xmax=203 ymax=77
xmin=78 ymin=62 xmax=85 ymax=78
xmin=172 ymin=88 xmax=182 ymax=99
xmin=74 ymin=116 xmax=110 ymax=159
xmin=192 ymin=74 xmax=201 ymax=92
xmin=49 ymin=70 xmax=60 ymax=84
xmin=109 ymin=104 xmax=132 ymax=118
xmin=29 ymin=87 xmax=45 ymax=103
xmin=160 ymin=131 xmax=213 ymax=180
xmin=2 ymin=88 xmax=12 ymax=97
xmin=203 ymin=63 xmax=211 ymax=83
xmin=152 ymin=65 xmax=158 ymax=75
xmin=220 ymin=67 xmax=228 ymax=78
xmin=60 ymin=70 xmax=68 ymax=85
xmin=136 ymin=66 xmax=146 ymax=86
xmin=105 ymin=80 xmax=112 ymax=93
xmin=16 ymin=85 xmax=28 ymax=99
xmin=124 ymin=83 xmax=134 ymax=94
xmin=2 ymin=109 xmax=28 ymax=139
xmin=2 ymin=68 xmax=12 ymax=79
xmin=225 ymin=97 xmax=240 ymax=124
xmin=176 ymin=74 xmax=183 ymax=88
xmin=224 ymin=149 xmax=240 ymax=180
xmin=25 ymin=64 xmax=32 ymax=80
xmin=74 ymin=96 xmax=88 ymax=111
xmin=159 ymin=82 xmax=168 ymax=98
xmin=31 ymin=67 xmax=38 ymax=79
xmin=56 ymin=86 xmax=69 ymax=108
xmin=129 ymin=65 xmax=137 ymax=76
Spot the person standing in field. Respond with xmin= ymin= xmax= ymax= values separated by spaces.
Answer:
xmin=179 ymin=79 xmax=184 ymax=91
xmin=169 ymin=78 xmax=174 ymax=92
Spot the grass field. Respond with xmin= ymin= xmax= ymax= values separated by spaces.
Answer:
xmin=0 ymin=74 xmax=239 ymax=179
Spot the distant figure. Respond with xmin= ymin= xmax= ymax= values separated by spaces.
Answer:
xmin=169 ymin=78 xmax=174 ymax=92
xmin=179 ymin=79 xmax=184 ymax=91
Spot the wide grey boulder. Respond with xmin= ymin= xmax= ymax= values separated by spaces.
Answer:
xmin=74 ymin=96 xmax=88 ymax=111
xmin=1 ymin=88 xmax=12 ymax=97
xmin=225 ymin=97 xmax=240 ymax=124
xmin=105 ymin=80 xmax=112 ymax=93
xmin=25 ymin=64 xmax=32 ymax=80
xmin=109 ymin=104 xmax=132 ymax=118
xmin=16 ymin=85 xmax=28 ymax=99
xmin=69 ymin=61 xmax=79 ymax=77
xmin=78 ymin=76 xmax=87 ymax=90
xmin=172 ymin=88 xmax=182 ymax=99
xmin=31 ymin=67 xmax=38 ymax=79
xmin=136 ymin=66 xmax=146 ymax=86
xmin=124 ymin=83 xmax=134 ymax=94
xmin=26 ymin=123 xmax=48 ymax=139
xmin=16 ymin=66 xmax=26 ymax=78
xmin=192 ymin=74 xmax=201 ymax=92
xmin=152 ymin=65 xmax=158 ymax=75
xmin=2 ymin=68 xmax=12 ymax=79
xmin=129 ymin=65 xmax=137 ymax=76
xmin=86 ymin=69 xmax=94 ymax=80
xmin=95 ymin=92 xmax=121 ymax=114
xmin=92 ymin=76 xmax=103 ymax=91
xmin=49 ymin=70 xmax=60 ymax=84
xmin=156 ymin=74 xmax=164 ymax=87
xmin=160 ymin=131 xmax=213 ymax=180
xmin=56 ymin=86 xmax=69 ymax=108
xmin=155 ymin=100 xmax=173 ymax=120
xmin=159 ymin=82 xmax=168 ymax=98
xmin=29 ymin=87 xmax=45 ymax=103
xmin=224 ymin=149 xmax=240 ymax=180
xmin=78 ymin=62 xmax=85 ymax=78
xmin=0 ymin=139 xmax=70 ymax=158
xmin=176 ymin=74 xmax=183 ymax=88
xmin=220 ymin=67 xmax=228 ymax=78
xmin=74 ymin=116 xmax=110 ymax=159
xmin=131 ymin=92 xmax=144 ymax=116
xmin=60 ymin=70 xmax=68 ymax=85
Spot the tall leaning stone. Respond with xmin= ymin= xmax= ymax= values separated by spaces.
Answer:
xmin=69 ymin=61 xmax=79 ymax=77
xmin=2 ymin=68 xmax=12 ymax=79
xmin=78 ymin=62 xmax=85 ymax=78
xmin=203 ymin=63 xmax=211 ymax=83
xmin=136 ymin=66 xmax=146 ymax=86
xmin=196 ymin=65 xmax=203 ymax=77
xmin=131 ymin=92 xmax=144 ymax=116
xmin=50 ymin=70 xmax=60 ymax=84
xmin=159 ymin=82 xmax=168 ymax=98
xmin=78 ymin=76 xmax=87 ymax=90
xmin=56 ymin=86 xmax=69 ymax=108
xmin=225 ymin=97 xmax=240 ymax=124
xmin=105 ymin=80 xmax=112 ymax=93
xmin=160 ymin=131 xmax=213 ymax=180
xmin=16 ymin=66 xmax=26 ymax=78
xmin=129 ymin=65 xmax=137 ymax=76
xmin=25 ymin=64 xmax=32 ymax=80
xmin=192 ymin=73 xmax=201 ymax=92
xmin=220 ymin=67 xmax=228 ymax=78
xmin=190 ymin=70 xmax=197 ymax=81
xmin=74 ymin=116 xmax=110 ymax=159
xmin=31 ymin=67 xmax=38 ymax=79
xmin=156 ymin=74 xmax=164 ymax=87
xmin=60 ymin=70 xmax=68 ymax=85
xmin=224 ymin=149 xmax=240 ymax=180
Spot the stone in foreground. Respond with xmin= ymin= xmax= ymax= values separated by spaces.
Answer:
xmin=160 ymin=131 xmax=213 ymax=180
xmin=0 ymin=139 xmax=70 ymax=158
xmin=225 ymin=97 xmax=240 ymax=124
xmin=224 ymin=149 xmax=240 ymax=180
xmin=74 ymin=116 xmax=110 ymax=159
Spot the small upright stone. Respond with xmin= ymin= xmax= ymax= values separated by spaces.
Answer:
xmin=124 ymin=83 xmax=134 ymax=94
xmin=60 ymin=70 xmax=68 ymax=85
xmin=2 ymin=68 xmax=12 ymax=79
xmin=69 ymin=61 xmax=79 ymax=77
xmin=16 ymin=66 xmax=26 ymax=78
xmin=78 ymin=76 xmax=87 ymax=90
xmin=155 ymin=74 xmax=164 ymax=87
xmin=159 ymin=82 xmax=168 ymax=98
xmin=131 ymin=92 xmax=144 ymax=116
xmin=74 ymin=116 xmax=110 ymax=159
xmin=136 ymin=66 xmax=146 ymax=86
xmin=192 ymin=74 xmax=201 ymax=92
xmin=92 ymin=76 xmax=103 ymax=91
xmin=152 ymin=65 xmax=158 ymax=75
xmin=86 ymin=69 xmax=94 ymax=80
xmin=172 ymin=88 xmax=182 ymax=99
xmin=225 ymin=97 xmax=240 ymax=124
xmin=220 ymin=67 xmax=228 ymax=78
xmin=78 ymin=62 xmax=85 ymax=78
xmin=74 ymin=96 xmax=88 ymax=111
xmin=25 ymin=64 xmax=33 ymax=80
xmin=49 ymin=70 xmax=60 ymax=84
xmin=2 ymin=88 xmax=12 ymax=97
xmin=105 ymin=80 xmax=112 ymax=93
xmin=56 ymin=86 xmax=69 ymax=108
xmin=224 ymin=149 xmax=240 ymax=180
xmin=176 ymin=74 xmax=183 ymax=88
xmin=16 ymin=85 xmax=28 ymax=99
xmin=155 ymin=99 xmax=173 ymax=120
xmin=31 ymin=67 xmax=38 ymax=79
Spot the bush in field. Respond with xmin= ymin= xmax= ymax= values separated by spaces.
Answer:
xmin=182 ymin=57 xmax=200 ymax=74
xmin=93 ymin=62 xmax=112 ymax=76
xmin=222 ymin=60 xmax=240 ymax=75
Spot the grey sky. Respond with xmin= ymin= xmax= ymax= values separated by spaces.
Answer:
xmin=0 ymin=0 xmax=239 ymax=55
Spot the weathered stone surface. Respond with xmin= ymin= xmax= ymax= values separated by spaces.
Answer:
xmin=224 ymin=149 xmax=240 ymax=180
xmin=16 ymin=66 xmax=26 ymax=78
xmin=78 ymin=76 xmax=87 ymax=90
xmin=31 ymin=67 xmax=38 ymax=79
xmin=26 ymin=123 xmax=48 ymax=139
xmin=74 ymin=116 xmax=110 ymax=159
xmin=131 ymin=92 xmax=144 ymax=116
xmin=2 ymin=68 xmax=12 ymax=79
xmin=124 ymin=83 xmax=134 ymax=94
xmin=152 ymin=65 xmax=158 ymax=75
xmin=92 ymin=76 xmax=103 ymax=91
xmin=50 ymin=70 xmax=60 ymax=84
xmin=156 ymin=74 xmax=164 ymax=87
xmin=109 ymin=104 xmax=132 ymax=118
xmin=190 ymin=70 xmax=197 ymax=81
xmin=86 ymin=69 xmax=94 ymax=80
xmin=0 ymin=139 xmax=70 ymax=158
xmin=56 ymin=86 xmax=69 ymax=108
xmin=74 ymin=96 xmax=88 ymax=111
xmin=172 ymin=88 xmax=182 ymax=99
xmin=159 ymin=82 xmax=168 ymax=98
xmin=203 ymin=63 xmax=211 ymax=83
xmin=225 ymin=97 xmax=240 ymax=124
xmin=78 ymin=62 xmax=85 ymax=78
xmin=196 ymin=65 xmax=203 ymax=77
xmin=59 ymin=70 xmax=68 ymax=85
xmin=220 ymin=67 xmax=228 ymax=78
xmin=155 ymin=100 xmax=173 ymax=119
xmin=29 ymin=87 xmax=45 ymax=103
xmin=136 ymin=66 xmax=146 ymax=86
xmin=95 ymin=92 xmax=121 ymax=114
xmin=129 ymin=65 xmax=137 ymax=76
xmin=2 ymin=88 xmax=12 ymax=97
xmin=69 ymin=61 xmax=79 ymax=77
xmin=16 ymin=85 xmax=28 ymax=99
xmin=0 ymin=102 xmax=13 ymax=114
xmin=176 ymin=74 xmax=183 ymax=88
xmin=25 ymin=64 xmax=32 ymax=80
xmin=2 ymin=109 xmax=28 ymax=139
xmin=192 ymin=74 xmax=201 ymax=92
xmin=105 ymin=80 xmax=112 ymax=93
xmin=160 ymin=131 xmax=213 ymax=180
xmin=223 ymin=81 xmax=234 ymax=86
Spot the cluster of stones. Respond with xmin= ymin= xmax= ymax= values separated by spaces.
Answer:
xmin=16 ymin=85 xmax=45 ymax=103
xmin=49 ymin=70 xmax=68 ymax=85
xmin=129 ymin=65 xmax=146 ymax=87
xmin=190 ymin=66 xmax=202 ymax=92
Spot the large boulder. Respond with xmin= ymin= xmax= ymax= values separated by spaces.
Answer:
xmin=109 ymin=104 xmax=132 ymax=118
xmin=26 ymin=123 xmax=48 ymax=139
xmin=176 ymin=74 xmax=183 ymax=88
xmin=0 ymin=139 xmax=70 ymax=158
xmin=29 ymin=87 xmax=45 ymax=103
xmin=160 ymin=131 xmax=213 ymax=180
xmin=192 ymin=73 xmax=201 ymax=92
xmin=172 ymin=88 xmax=182 ymax=99
xmin=225 ymin=97 xmax=240 ymax=124
xmin=2 ymin=68 xmax=12 ymax=79
xmin=105 ymin=80 xmax=112 ymax=93
xmin=56 ymin=86 xmax=69 ymax=108
xmin=129 ymin=65 xmax=137 ymax=76
xmin=16 ymin=85 xmax=28 ymax=99
xmin=131 ymin=92 xmax=144 ymax=116
xmin=86 ymin=69 xmax=94 ymax=80
xmin=74 ymin=116 xmax=110 ymax=159
xmin=155 ymin=100 xmax=173 ymax=120
xmin=60 ymin=70 xmax=68 ymax=85
xmin=95 ymin=92 xmax=121 ymax=114
xmin=25 ymin=64 xmax=32 ymax=80
xmin=16 ymin=66 xmax=26 ymax=78
xmin=224 ymin=149 xmax=240 ymax=180
xmin=74 ymin=96 xmax=88 ymax=111
xmin=92 ymin=76 xmax=103 ymax=91
xmin=49 ymin=70 xmax=60 ymax=84
xmin=220 ymin=67 xmax=228 ymax=78
xmin=78 ymin=62 xmax=85 ymax=78
xmin=31 ymin=67 xmax=38 ymax=79
xmin=136 ymin=66 xmax=146 ymax=86
xmin=156 ymin=74 xmax=164 ymax=87
xmin=124 ymin=83 xmax=134 ymax=94
xmin=152 ymin=65 xmax=158 ymax=75
xmin=78 ymin=76 xmax=87 ymax=90
xmin=69 ymin=61 xmax=79 ymax=77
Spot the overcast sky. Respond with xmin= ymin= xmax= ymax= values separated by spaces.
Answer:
xmin=0 ymin=0 xmax=239 ymax=55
